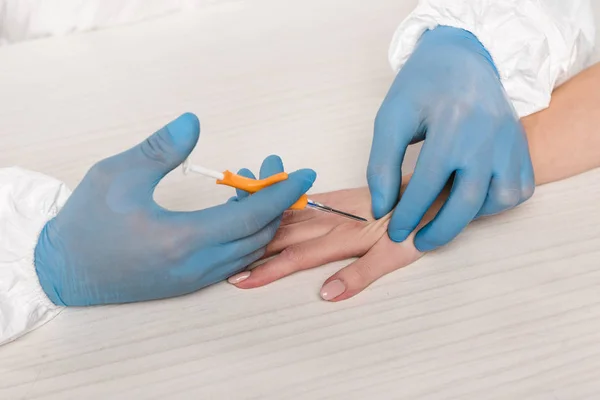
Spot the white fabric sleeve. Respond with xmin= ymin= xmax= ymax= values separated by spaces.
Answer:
xmin=0 ymin=167 xmax=71 ymax=346
xmin=388 ymin=0 xmax=597 ymax=117
xmin=0 ymin=0 xmax=222 ymax=46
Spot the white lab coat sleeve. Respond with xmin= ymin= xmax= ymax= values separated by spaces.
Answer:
xmin=388 ymin=0 xmax=597 ymax=117
xmin=0 ymin=167 xmax=70 ymax=346
xmin=0 ymin=0 xmax=216 ymax=46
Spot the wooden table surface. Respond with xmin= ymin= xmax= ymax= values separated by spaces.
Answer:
xmin=2 ymin=1 xmax=600 ymax=398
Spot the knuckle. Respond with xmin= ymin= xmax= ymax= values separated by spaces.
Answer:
xmin=521 ymin=183 xmax=535 ymax=201
xmin=84 ymin=160 xmax=116 ymax=189
xmin=281 ymin=245 xmax=304 ymax=265
xmin=458 ymin=180 xmax=485 ymax=207
xmin=494 ymin=187 xmax=521 ymax=209
xmin=87 ymin=159 xmax=112 ymax=179
xmin=348 ymin=263 xmax=375 ymax=284
xmin=273 ymin=226 xmax=290 ymax=243
xmin=358 ymin=264 xmax=376 ymax=281
xmin=281 ymin=210 xmax=296 ymax=223
xmin=159 ymin=231 xmax=194 ymax=263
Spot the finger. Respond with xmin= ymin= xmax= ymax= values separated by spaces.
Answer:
xmin=259 ymin=154 xmax=285 ymax=179
xmin=227 ymin=196 xmax=239 ymax=203
xmin=319 ymin=233 xmax=422 ymax=301
xmin=414 ymin=169 xmax=488 ymax=252
xmin=235 ymin=168 xmax=256 ymax=200
xmin=200 ymin=248 xmax=266 ymax=289
xmin=476 ymin=124 xmax=524 ymax=217
xmin=476 ymin=176 xmax=521 ymax=217
xmin=175 ymin=168 xmax=317 ymax=244
xmin=175 ymin=218 xmax=280 ymax=283
xmin=388 ymin=143 xmax=451 ymax=243
xmin=229 ymin=226 xmax=372 ymax=288
xmin=280 ymin=208 xmax=319 ymax=226
xmin=234 ymin=154 xmax=285 ymax=200
xmin=264 ymin=218 xmax=336 ymax=257
xmin=257 ymin=154 xmax=286 ymax=225
xmin=367 ymin=96 xmax=421 ymax=219
xmin=117 ymin=113 xmax=200 ymax=184
xmin=225 ymin=218 xmax=280 ymax=261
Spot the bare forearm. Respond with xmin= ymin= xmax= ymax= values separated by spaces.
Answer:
xmin=522 ymin=63 xmax=600 ymax=185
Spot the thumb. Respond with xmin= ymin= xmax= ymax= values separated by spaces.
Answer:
xmin=136 ymin=113 xmax=200 ymax=179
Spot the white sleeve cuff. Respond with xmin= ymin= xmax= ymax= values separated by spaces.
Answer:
xmin=0 ymin=167 xmax=71 ymax=346
xmin=388 ymin=0 xmax=596 ymax=117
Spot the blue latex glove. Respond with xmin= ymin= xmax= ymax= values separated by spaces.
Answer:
xmin=367 ymin=26 xmax=535 ymax=252
xmin=34 ymin=113 xmax=316 ymax=306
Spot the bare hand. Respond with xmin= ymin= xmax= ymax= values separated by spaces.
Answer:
xmin=228 ymin=187 xmax=444 ymax=301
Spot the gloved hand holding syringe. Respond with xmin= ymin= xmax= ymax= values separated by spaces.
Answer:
xmin=182 ymin=159 xmax=367 ymax=222
xmin=34 ymin=113 xmax=353 ymax=307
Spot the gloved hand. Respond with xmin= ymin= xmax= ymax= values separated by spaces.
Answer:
xmin=34 ymin=113 xmax=316 ymax=306
xmin=368 ymin=26 xmax=535 ymax=252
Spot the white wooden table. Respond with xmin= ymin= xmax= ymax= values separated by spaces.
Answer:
xmin=2 ymin=1 xmax=600 ymax=398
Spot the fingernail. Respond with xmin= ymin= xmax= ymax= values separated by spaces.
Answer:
xmin=228 ymin=271 xmax=251 ymax=284
xmin=320 ymin=280 xmax=346 ymax=301
xmin=389 ymin=229 xmax=411 ymax=243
